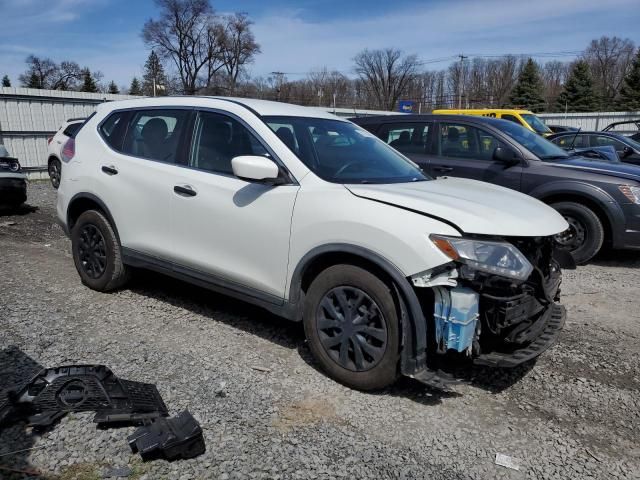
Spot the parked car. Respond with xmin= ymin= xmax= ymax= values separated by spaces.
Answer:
xmin=548 ymin=131 xmax=640 ymax=166
xmin=0 ymin=145 xmax=27 ymax=207
xmin=47 ymin=118 xmax=85 ymax=189
xmin=602 ymin=119 xmax=640 ymax=142
xmin=352 ymin=114 xmax=640 ymax=264
xmin=547 ymin=125 xmax=579 ymax=134
xmin=57 ymin=97 xmax=569 ymax=391
xmin=432 ymin=109 xmax=553 ymax=136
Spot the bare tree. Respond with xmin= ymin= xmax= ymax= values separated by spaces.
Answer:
xmin=142 ymin=0 xmax=219 ymax=94
xmin=541 ymin=60 xmax=569 ymax=111
xmin=353 ymin=48 xmax=419 ymax=110
xmin=220 ymin=13 xmax=260 ymax=94
xmin=584 ymin=36 xmax=636 ymax=105
xmin=19 ymin=55 xmax=83 ymax=90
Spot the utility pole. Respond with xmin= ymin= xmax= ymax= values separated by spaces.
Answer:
xmin=271 ymin=71 xmax=286 ymax=101
xmin=458 ymin=54 xmax=467 ymax=109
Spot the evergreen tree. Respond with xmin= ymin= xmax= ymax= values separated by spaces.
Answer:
xmin=129 ymin=77 xmax=142 ymax=95
xmin=107 ymin=80 xmax=120 ymax=94
xmin=142 ymin=50 xmax=168 ymax=96
xmin=80 ymin=68 xmax=98 ymax=92
xmin=26 ymin=72 xmax=41 ymax=88
xmin=509 ymin=58 xmax=545 ymax=112
xmin=556 ymin=61 xmax=598 ymax=112
xmin=1 ymin=75 xmax=10 ymax=87
xmin=617 ymin=49 xmax=640 ymax=111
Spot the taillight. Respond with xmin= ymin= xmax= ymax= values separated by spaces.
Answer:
xmin=47 ymin=137 xmax=53 ymax=145
xmin=61 ymin=137 xmax=75 ymax=162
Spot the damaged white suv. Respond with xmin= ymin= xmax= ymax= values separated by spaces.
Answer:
xmin=57 ymin=97 xmax=569 ymax=390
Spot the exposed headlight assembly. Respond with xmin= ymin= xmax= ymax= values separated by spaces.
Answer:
xmin=619 ymin=185 xmax=640 ymax=204
xmin=430 ymin=234 xmax=534 ymax=281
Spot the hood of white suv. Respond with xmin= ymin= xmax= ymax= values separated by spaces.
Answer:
xmin=346 ymin=177 xmax=568 ymax=237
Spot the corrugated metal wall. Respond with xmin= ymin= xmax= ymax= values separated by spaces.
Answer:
xmin=0 ymin=87 xmax=135 ymax=172
xmin=538 ymin=111 xmax=640 ymax=134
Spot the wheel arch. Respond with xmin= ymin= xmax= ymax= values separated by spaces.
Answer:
xmin=67 ymin=192 xmax=120 ymax=242
xmin=289 ymin=244 xmax=428 ymax=375
xmin=47 ymin=155 xmax=61 ymax=167
xmin=531 ymin=182 xmax=625 ymax=247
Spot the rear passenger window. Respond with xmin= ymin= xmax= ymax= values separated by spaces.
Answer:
xmin=189 ymin=111 xmax=269 ymax=175
xmin=121 ymin=109 xmax=190 ymax=163
xmin=63 ymin=122 xmax=82 ymax=137
xmin=379 ymin=123 xmax=431 ymax=154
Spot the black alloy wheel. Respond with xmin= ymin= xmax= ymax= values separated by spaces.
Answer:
xmin=77 ymin=224 xmax=107 ymax=279
xmin=316 ymin=286 xmax=388 ymax=372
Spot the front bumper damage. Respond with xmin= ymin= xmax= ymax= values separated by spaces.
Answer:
xmin=407 ymin=236 xmax=566 ymax=388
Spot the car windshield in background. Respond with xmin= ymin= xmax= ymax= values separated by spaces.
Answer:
xmin=492 ymin=119 xmax=569 ymax=160
xmin=521 ymin=114 xmax=552 ymax=134
xmin=264 ymin=116 xmax=428 ymax=184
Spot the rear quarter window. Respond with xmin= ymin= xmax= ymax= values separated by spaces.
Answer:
xmin=99 ymin=111 xmax=128 ymax=151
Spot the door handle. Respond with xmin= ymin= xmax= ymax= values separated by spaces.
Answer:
xmin=101 ymin=165 xmax=118 ymax=175
xmin=433 ymin=166 xmax=453 ymax=173
xmin=174 ymin=185 xmax=197 ymax=197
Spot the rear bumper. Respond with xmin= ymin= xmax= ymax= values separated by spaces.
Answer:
xmin=474 ymin=304 xmax=565 ymax=367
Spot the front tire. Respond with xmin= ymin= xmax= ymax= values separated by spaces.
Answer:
xmin=303 ymin=265 xmax=400 ymax=390
xmin=71 ymin=210 xmax=129 ymax=291
xmin=551 ymin=201 xmax=604 ymax=264
xmin=48 ymin=158 xmax=61 ymax=189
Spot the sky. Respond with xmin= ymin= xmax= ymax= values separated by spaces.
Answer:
xmin=0 ymin=0 xmax=638 ymax=89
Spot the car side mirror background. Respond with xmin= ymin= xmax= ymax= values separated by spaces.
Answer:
xmin=621 ymin=146 xmax=634 ymax=158
xmin=231 ymin=155 xmax=283 ymax=185
xmin=493 ymin=146 xmax=520 ymax=165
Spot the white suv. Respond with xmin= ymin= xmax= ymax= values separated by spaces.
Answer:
xmin=47 ymin=118 xmax=85 ymax=189
xmin=57 ymin=97 xmax=569 ymax=390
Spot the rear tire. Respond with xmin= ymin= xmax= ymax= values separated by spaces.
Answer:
xmin=303 ymin=264 xmax=400 ymax=390
xmin=48 ymin=158 xmax=61 ymax=189
xmin=71 ymin=210 xmax=129 ymax=291
xmin=551 ymin=201 xmax=604 ymax=264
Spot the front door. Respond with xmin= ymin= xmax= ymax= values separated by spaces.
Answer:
xmin=429 ymin=121 xmax=523 ymax=192
xmin=170 ymin=110 xmax=299 ymax=300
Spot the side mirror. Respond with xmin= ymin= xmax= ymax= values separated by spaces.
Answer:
xmin=621 ymin=146 xmax=633 ymax=158
xmin=493 ymin=146 xmax=520 ymax=165
xmin=231 ymin=155 xmax=282 ymax=184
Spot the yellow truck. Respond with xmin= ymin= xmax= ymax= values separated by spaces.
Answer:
xmin=432 ymin=109 xmax=553 ymax=137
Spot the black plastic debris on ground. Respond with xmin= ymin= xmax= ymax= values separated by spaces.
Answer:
xmin=0 ymin=365 xmax=167 ymax=429
xmin=0 ymin=363 xmax=206 ymax=462
xmin=128 ymin=410 xmax=206 ymax=461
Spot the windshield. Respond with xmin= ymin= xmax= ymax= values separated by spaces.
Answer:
xmin=492 ymin=119 xmax=569 ymax=160
xmin=264 ymin=116 xmax=428 ymax=184
xmin=521 ymin=114 xmax=552 ymax=134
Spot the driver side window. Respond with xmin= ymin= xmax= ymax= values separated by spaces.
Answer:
xmin=189 ymin=111 xmax=268 ymax=175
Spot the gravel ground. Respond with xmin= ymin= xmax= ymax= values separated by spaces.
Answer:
xmin=1 ymin=182 xmax=639 ymax=480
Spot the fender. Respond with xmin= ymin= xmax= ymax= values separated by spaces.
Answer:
xmin=528 ymin=180 xmax=626 ymax=245
xmin=288 ymin=243 xmax=428 ymax=375
xmin=67 ymin=192 xmax=121 ymax=242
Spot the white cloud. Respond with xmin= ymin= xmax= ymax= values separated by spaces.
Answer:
xmin=249 ymin=0 xmax=638 ymax=78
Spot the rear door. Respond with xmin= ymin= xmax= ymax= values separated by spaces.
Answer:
xmin=94 ymin=108 xmax=192 ymax=260
xmin=430 ymin=121 xmax=523 ymax=191
xmin=375 ymin=122 xmax=435 ymax=172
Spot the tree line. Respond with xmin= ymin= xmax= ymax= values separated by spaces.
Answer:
xmin=3 ymin=0 xmax=640 ymax=113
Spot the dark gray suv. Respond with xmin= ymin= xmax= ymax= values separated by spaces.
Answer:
xmin=352 ymin=114 xmax=640 ymax=264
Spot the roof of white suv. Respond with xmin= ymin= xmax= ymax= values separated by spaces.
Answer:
xmin=96 ymin=96 xmax=342 ymax=121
